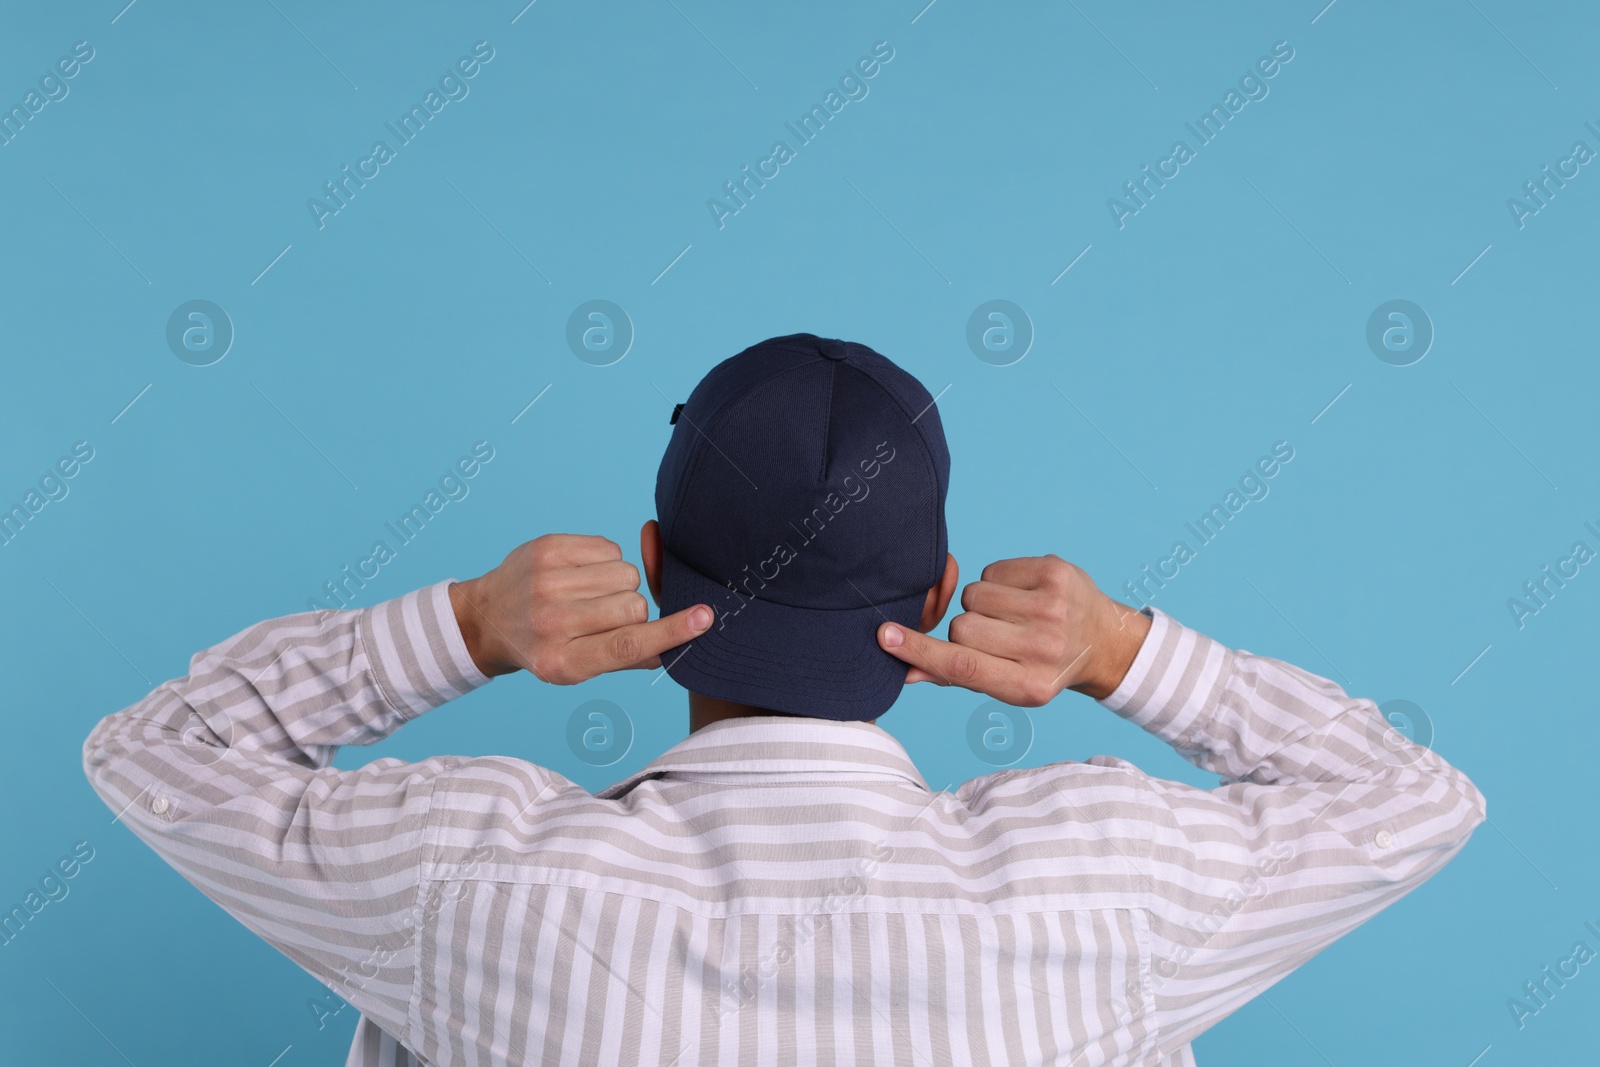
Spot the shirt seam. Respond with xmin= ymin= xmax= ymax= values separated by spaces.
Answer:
xmin=420 ymin=869 xmax=1153 ymax=916
xmin=357 ymin=600 xmax=417 ymax=723
xmin=404 ymin=765 xmax=450 ymax=1054
xmin=1178 ymin=641 xmax=1238 ymax=753
xmin=647 ymin=769 xmax=927 ymax=785
xmin=1133 ymin=905 xmax=1161 ymax=1058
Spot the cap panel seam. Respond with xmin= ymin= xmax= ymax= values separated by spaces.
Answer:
xmin=852 ymin=371 xmax=947 ymax=585
xmin=819 ymin=359 xmax=835 ymax=481
xmin=665 ymin=357 xmax=828 ymax=548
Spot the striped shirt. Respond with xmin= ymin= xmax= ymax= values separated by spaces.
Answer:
xmin=82 ymin=579 xmax=1485 ymax=1066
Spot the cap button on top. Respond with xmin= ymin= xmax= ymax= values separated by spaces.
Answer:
xmin=819 ymin=339 xmax=850 ymax=361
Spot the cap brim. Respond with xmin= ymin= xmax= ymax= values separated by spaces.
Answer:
xmin=658 ymin=549 xmax=924 ymax=721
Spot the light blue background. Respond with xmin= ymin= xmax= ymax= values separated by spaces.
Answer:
xmin=2 ymin=1 xmax=1595 ymax=1063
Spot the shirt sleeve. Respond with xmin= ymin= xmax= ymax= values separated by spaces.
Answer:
xmin=80 ymin=580 xmax=492 ymax=1048
xmin=1094 ymin=606 xmax=1486 ymax=1055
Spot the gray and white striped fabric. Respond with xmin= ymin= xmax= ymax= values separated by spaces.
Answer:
xmin=82 ymin=580 xmax=1484 ymax=1066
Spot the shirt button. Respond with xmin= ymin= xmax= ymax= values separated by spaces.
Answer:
xmin=1374 ymin=829 xmax=1392 ymax=849
xmin=151 ymin=796 xmax=170 ymax=815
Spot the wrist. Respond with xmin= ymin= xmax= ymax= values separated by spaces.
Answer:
xmin=449 ymin=577 xmax=511 ymax=678
xmin=1071 ymin=597 xmax=1152 ymax=701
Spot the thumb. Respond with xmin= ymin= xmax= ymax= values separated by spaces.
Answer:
xmin=876 ymin=621 xmax=1016 ymax=698
xmin=876 ymin=622 xmax=966 ymax=686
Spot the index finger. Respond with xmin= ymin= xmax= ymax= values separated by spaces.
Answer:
xmin=876 ymin=622 xmax=1026 ymax=699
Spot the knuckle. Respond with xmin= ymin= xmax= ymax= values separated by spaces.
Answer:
xmin=1021 ymin=677 xmax=1056 ymax=706
xmin=1042 ymin=562 xmax=1070 ymax=593
xmin=609 ymin=629 xmax=644 ymax=665
xmin=630 ymin=594 xmax=649 ymax=624
xmin=540 ymin=651 xmax=574 ymax=685
xmin=947 ymin=649 xmax=981 ymax=683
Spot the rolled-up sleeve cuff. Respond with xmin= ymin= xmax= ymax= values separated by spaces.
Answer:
xmin=1098 ymin=606 xmax=1232 ymax=748
xmin=360 ymin=580 xmax=492 ymax=721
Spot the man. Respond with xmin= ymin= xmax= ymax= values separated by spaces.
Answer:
xmin=84 ymin=333 xmax=1483 ymax=1066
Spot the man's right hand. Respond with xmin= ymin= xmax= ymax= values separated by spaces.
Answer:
xmin=448 ymin=534 xmax=712 ymax=683
xmin=876 ymin=555 xmax=1152 ymax=706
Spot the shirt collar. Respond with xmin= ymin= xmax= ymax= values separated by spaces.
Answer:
xmin=596 ymin=716 xmax=930 ymax=798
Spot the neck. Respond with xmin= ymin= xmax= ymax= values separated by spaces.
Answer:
xmin=688 ymin=692 xmax=792 ymax=733
xmin=687 ymin=692 xmax=876 ymax=733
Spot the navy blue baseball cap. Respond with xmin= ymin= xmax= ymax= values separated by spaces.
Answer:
xmin=654 ymin=333 xmax=950 ymax=721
